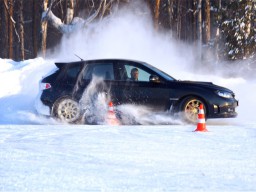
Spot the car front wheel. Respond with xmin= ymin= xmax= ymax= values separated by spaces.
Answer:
xmin=53 ymin=97 xmax=81 ymax=123
xmin=179 ymin=97 xmax=206 ymax=124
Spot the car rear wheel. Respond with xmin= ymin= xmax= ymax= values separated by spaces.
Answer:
xmin=180 ymin=97 xmax=206 ymax=124
xmin=53 ymin=97 xmax=81 ymax=123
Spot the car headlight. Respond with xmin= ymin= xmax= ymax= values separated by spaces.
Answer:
xmin=215 ymin=91 xmax=233 ymax=98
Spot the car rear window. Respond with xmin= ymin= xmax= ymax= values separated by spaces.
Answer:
xmin=66 ymin=65 xmax=81 ymax=78
xmin=83 ymin=63 xmax=114 ymax=80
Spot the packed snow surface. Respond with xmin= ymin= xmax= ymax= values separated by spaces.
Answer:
xmin=0 ymin=124 xmax=255 ymax=191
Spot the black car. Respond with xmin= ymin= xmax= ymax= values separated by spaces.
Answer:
xmin=36 ymin=59 xmax=238 ymax=124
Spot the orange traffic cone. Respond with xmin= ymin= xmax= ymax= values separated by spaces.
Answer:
xmin=194 ymin=104 xmax=208 ymax=132
xmin=106 ymin=101 xmax=120 ymax=126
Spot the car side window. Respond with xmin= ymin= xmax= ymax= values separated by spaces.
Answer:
xmin=125 ymin=64 xmax=151 ymax=82
xmin=83 ymin=63 xmax=114 ymax=80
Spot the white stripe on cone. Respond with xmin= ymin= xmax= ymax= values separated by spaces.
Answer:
xmin=198 ymin=119 xmax=205 ymax=123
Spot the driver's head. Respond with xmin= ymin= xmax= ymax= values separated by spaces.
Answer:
xmin=131 ymin=68 xmax=139 ymax=80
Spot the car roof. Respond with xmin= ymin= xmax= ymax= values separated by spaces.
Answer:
xmin=55 ymin=58 xmax=147 ymax=68
xmin=54 ymin=58 xmax=177 ymax=81
xmin=86 ymin=58 xmax=146 ymax=64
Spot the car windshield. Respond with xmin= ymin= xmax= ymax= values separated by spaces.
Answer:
xmin=142 ymin=62 xmax=176 ymax=81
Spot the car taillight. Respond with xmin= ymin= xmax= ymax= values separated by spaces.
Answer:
xmin=41 ymin=83 xmax=51 ymax=90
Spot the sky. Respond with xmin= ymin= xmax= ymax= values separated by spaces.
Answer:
xmin=0 ymin=2 xmax=256 ymax=191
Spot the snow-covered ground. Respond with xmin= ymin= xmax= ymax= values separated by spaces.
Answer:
xmin=1 ymin=5 xmax=256 ymax=191
xmin=0 ymin=124 xmax=255 ymax=191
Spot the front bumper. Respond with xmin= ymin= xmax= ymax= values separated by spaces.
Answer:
xmin=210 ymin=100 xmax=238 ymax=118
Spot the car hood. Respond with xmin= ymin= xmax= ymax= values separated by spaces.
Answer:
xmin=176 ymin=80 xmax=234 ymax=93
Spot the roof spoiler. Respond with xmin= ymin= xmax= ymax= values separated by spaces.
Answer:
xmin=55 ymin=54 xmax=84 ymax=68
xmin=54 ymin=60 xmax=86 ymax=68
xmin=55 ymin=62 xmax=67 ymax=68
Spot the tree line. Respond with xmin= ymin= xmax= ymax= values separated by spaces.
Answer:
xmin=0 ymin=0 xmax=255 ymax=65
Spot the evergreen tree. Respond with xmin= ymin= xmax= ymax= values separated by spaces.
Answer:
xmin=221 ymin=0 xmax=255 ymax=60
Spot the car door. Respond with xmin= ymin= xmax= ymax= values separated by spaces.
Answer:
xmin=116 ymin=61 xmax=171 ymax=111
xmin=75 ymin=61 xmax=122 ymax=104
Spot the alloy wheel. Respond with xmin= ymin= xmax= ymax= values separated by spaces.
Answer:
xmin=56 ymin=98 xmax=80 ymax=123
xmin=183 ymin=99 xmax=203 ymax=123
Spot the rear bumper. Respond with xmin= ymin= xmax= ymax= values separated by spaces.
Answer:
xmin=34 ymin=92 xmax=51 ymax=116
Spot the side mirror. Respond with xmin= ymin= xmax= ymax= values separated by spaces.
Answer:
xmin=149 ymin=75 xmax=160 ymax=82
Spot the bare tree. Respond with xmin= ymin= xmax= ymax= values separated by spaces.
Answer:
xmin=197 ymin=0 xmax=202 ymax=44
xmin=197 ymin=0 xmax=202 ymax=59
xmin=4 ymin=0 xmax=14 ymax=59
xmin=41 ymin=0 xmax=49 ymax=58
xmin=33 ymin=0 xmax=38 ymax=57
xmin=193 ymin=0 xmax=197 ymax=42
xmin=204 ymin=0 xmax=211 ymax=44
xmin=167 ymin=0 xmax=174 ymax=36
xmin=215 ymin=0 xmax=222 ymax=62
xmin=3 ymin=0 xmax=9 ymax=58
xmin=41 ymin=0 xmax=109 ymax=34
xmin=65 ymin=0 xmax=74 ymax=24
xmin=154 ymin=0 xmax=161 ymax=30
xmin=100 ymin=0 xmax=107 ymax=19
xmin=176 ymin=0 xmax=182 ymax=39
xmin=18 ymin=0 xmax=25 ymax=60
xmin=8 ymin=0 xmax=13 ymax=59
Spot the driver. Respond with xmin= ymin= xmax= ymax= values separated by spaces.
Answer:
xmin=130 ymin=68 xmax=139 ymax=81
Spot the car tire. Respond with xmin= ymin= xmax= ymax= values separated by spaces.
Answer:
xmin=53 ymin=97 xmax=81 ymax=123
xmin=179 ymin=96 xmax=206 ymax=124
